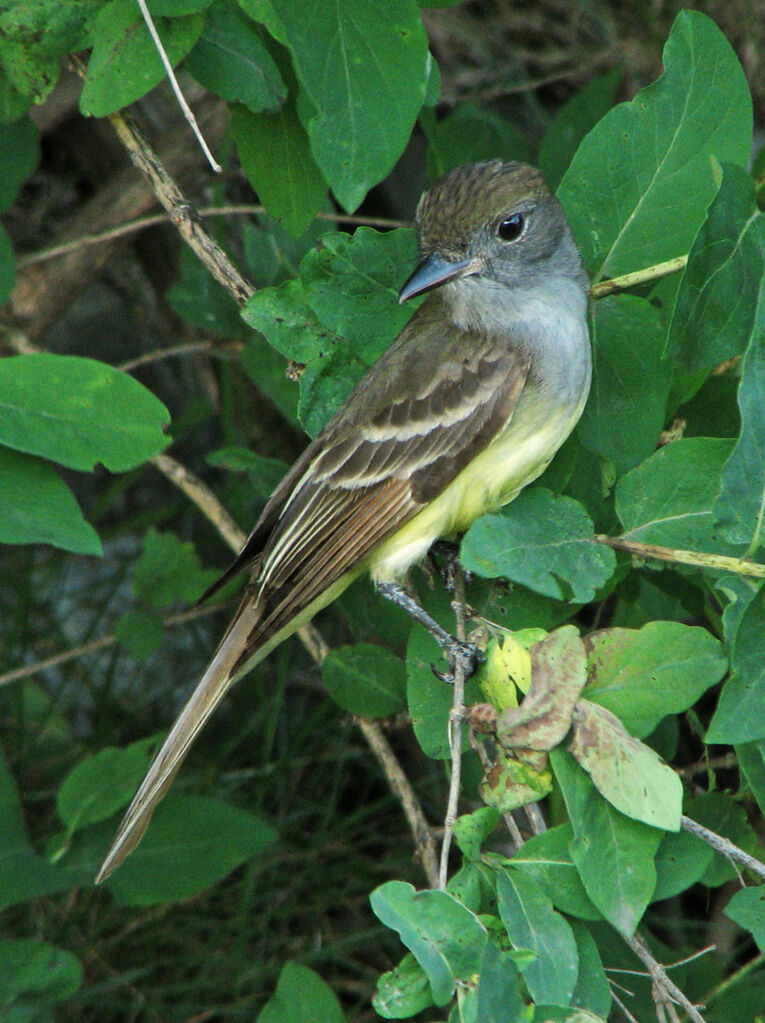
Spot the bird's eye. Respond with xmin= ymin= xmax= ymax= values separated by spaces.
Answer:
xmin=497 ymin=213 xmax=525 ymax=242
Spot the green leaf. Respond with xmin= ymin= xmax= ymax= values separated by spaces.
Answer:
xmin=0 ymin=115 xmax=38 ymax=211
xmin=105 ymin=794 xmax=277 ymax=905
xmin=246 ymin=0 xmax=429 ymax=210
xmin=56 ymin=738 xmax=158 ymax=832
xmin=707 ymin=592 xmax=765 ymax=744
xmin=424 ymin=102 xmax=529 ymax=180
xmin=652 ymin=828 xmax=714 ymax=902
xmin=583 ymin=622 xmax=727 ymax=738
xmin=0 ymin=0 xmax=99 ymax=57
xmin=714 ymin=312 xmax=765 ymax=552
xmin=569 ymin=920 xmax=611 ymax=1019
xmin=568 ymin=700 xmax=682 ymax=831
xmin=80 ymin=0 xmax=205 ymax=116
xmin=186 ymin=0 xmax=285 ymax=110
xmin=558 ymin=11 xmax=752 ymax=279
xmin=132 ymin=528 xmax=218 ymax=607
xmin=373 ymin=953 xmax=434 ymax=1020
xmin=474 ymin=942 xmax=525 ymax=1023
xmin=510 ymin=824 xmax=601 ymax=921
xmin=738 ymin=739 xmax=765 ymax=815
xmin=725 ymin=887 xmax=765 ymax=952
xmin=0 ymin=747 xmax=71 ymax=910
xmin=231 ymin=100 xmax=327 ymax=236
xmin=0 ymin=939 xmax=82 ymax=1017
xmin=540 ymin=70 xmax=621 ymax=191
xmin=668 ymin=164 xmax=765 ymax=371
xmin=453 ymin=807 xmax=500 ymax=862
xmin=0 ymin=446 xmax=102 ymax=555
xmin=243 ymin=227 xmax=418 ymax=435
xmin=577 ymin=295 xmax=670 ymax=476
xmin=257 ymin=962 xmax=345 ymax=1023
xmin=321 ymin=643 xmax=406 ymax=718
xmin=461 ymin=489 xmax=616 ymax=603
xmin=369 ymin=881 xmax=487 ymax=1006
xmin=0 ymin=354 xmax=169 ymax=472
xmin=552 ymin=749 xmax=662 ymax=936
xmin=615 ymin=437 xmax=738 ymax=553
xmin=497 ymin=869 xmax=579 ymax=1006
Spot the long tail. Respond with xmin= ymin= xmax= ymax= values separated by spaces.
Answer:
xmin=95 ymin=600 xmax=267 ymax=883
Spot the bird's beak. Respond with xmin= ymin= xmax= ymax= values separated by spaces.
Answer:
xmin=398 ymin=253 xmax=483 ymax=304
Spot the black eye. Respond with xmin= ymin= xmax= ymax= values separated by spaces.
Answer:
xmin=497 ymin=213 xmax=525 ymax=242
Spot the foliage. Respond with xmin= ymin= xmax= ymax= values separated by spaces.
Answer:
xmin=0 ymin=2 xmax=764 ymax=1022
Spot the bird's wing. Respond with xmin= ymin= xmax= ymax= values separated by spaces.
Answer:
xmin=97 ymin=313 xmax=531 ymax=882
xmin=231 ymin=312 xmax=532 ymax=670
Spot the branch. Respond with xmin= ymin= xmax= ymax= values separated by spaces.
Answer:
xmin=589 ymin=256 xmax=688 ymax=299
xmin=106 ymin=106 xmax=254 ymax=306
xmin=595 ymin=535 xmax=765 ymax=580
xmin=681 ymin=815 xmax=765 ymax=882
xmin=0 ymin=604 xmax=225 ymax=689
xmin=439 ymin=564 xmax=468 ymax=889
xmin=625 ymin=933 xmax=707 ymax=1023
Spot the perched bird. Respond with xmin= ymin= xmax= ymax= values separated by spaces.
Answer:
xmin=96 ymin=160 xmax=591 ymax=882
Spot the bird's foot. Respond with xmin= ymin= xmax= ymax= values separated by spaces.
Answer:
xmin=431 ymin=636 xmax=484 ymax=685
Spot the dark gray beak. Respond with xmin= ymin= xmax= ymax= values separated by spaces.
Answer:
xmin=398 ymin=253 xmax=482 ymax=304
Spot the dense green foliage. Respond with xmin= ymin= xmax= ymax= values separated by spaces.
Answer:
xmin=1 ymin=2 xmax=764 ymax=1021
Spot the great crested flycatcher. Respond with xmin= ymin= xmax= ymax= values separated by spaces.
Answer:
xmin=97 ymin=159 xmax=591 ymax=881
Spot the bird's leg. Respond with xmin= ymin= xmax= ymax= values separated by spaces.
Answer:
xmin=375 ymin=580 xmax=483 ymax=682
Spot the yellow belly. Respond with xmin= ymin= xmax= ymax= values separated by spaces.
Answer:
xmin=368 ymin=393 xmax=580 ymax=582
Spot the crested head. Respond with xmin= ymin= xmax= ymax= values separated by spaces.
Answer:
xmin=413 ymin=160 xmax=587 ymax=290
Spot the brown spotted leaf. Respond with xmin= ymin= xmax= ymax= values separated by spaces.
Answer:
xmin=569 ymin=700 xmax=682 ymax=832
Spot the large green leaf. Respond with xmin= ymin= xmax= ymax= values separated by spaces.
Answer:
xmin=552 ymin=750 xmax=662 ymax=936
xmin=583 ymin=622 xmax=727 ymax=738
xmin=231 ymin=101 xmax=327 ymax=236
xmin=105 ymin=795 xmax=277 ymax=905
xmin=461 ymin=489 xmax=616 ymax=603
xmin=80 ymin=0 xmax=205 ymax=116
xmin=243 ymin=227 xmax=418 ymax=435
xmin=577 ymin=295 xmax=670 ymax=476
xmin=0 ymin=446 xmax=101 ymax=554
xmin=322 ymin=643 xmax=406 ymax=718
xmin=369 ymin=881 xmax=487 ymax=1006
xmin=258 ymin=962 xmax=344 ymax=1023
xmin=243 ymin=0 xmax=429 ymax=211
xmin=559 ymin=11 xmax=752 ymax=280
xmin=185 ymin=0 xmax=285 ymax=111
xmin=0 ymin=354 xmax=169 ymax=472
xmin=615 ymin=437 xmax=738 ymax=554
xmin=0 ymin=939 xmax=82 ymax=1018
xmin=707 ymin=592 xmax=765 ymax=744
xmin=668 ymin=165 xmax=765 ymax=372
xmin=497 ymin=869 xmax=579 ymax=1006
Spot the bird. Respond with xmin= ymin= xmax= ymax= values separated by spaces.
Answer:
xmin=96 ymin=159 xmax=591 ymax=882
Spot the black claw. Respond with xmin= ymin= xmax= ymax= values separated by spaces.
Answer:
xmin=431 ymin=663 xmax=455 ymax=685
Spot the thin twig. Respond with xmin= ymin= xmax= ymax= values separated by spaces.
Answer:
xmin=0 ymin=604 xmax=225 ymax=689
xmin=136 ymin=0 xmax=221 ymax=173
xmin=439 ymin=566 xmax=468 ymax=889
xmin=595 ymin=535 xmax=765 ymax=580
xmin=589 ymin=255 xmax=688 ymax=299
xmin=357 ymin=718 xmax=440 ymax=888
xmin=119 ymin=339 xmax=241 ymax=372
xmin=611 ymin=989 xmax=641 ymax=1023
xmin=151 ymin=453 xmax=246 ymax=554
xmin=626 ymin=933 xmax=707 ymax=1023
xmin=681 ymin=815 xmax=765 ymax=882
xmin=107 ymin=107 xmax=254 ymax=305
xmin=16 ymin=206 xmax=412 ymax=269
